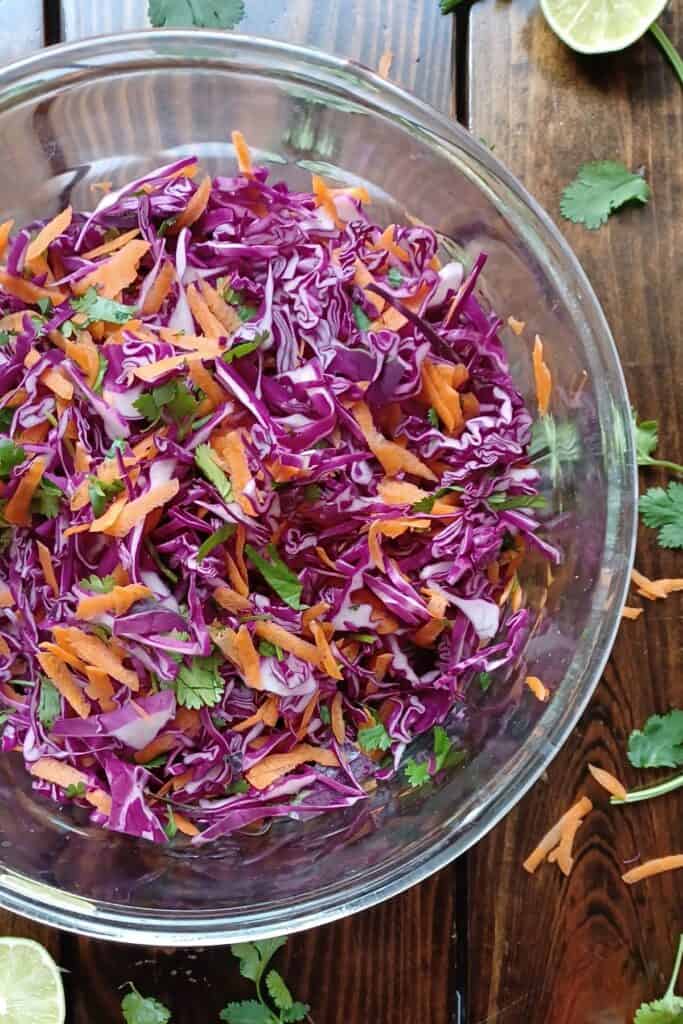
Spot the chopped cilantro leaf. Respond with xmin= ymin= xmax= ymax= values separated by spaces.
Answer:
xmin=245 ymin=543 xmax=303 ymax=611
xmin=164 ymin=808 xmax=178 ymax=840
xmin=357 ymin=719 xmax=391 ymax=753
xmin=121 ymin=983 xmax=171 ymax=1024
xmin=223 ymin=337 xmax=263 ymax=363
xmin=0 ymin=439 xmax=25 ymax=479
xmin=258 ymin=639 xmax=284 ymax=660
xmin=560 ymin=161 xmax=651 ymax=229
xmin=404 ymin=758 xmax=431 ymax=787
xmin=32 ymin=479 xmax=63 ymax=518
xmin=38 ymin=678 xmax=61 ymax=730
xmin=387 ymin=267 xmax=403 ymax=287
xmin=148 ymin=0 xmax=245 ymax=29
xmin=72 ymin=286 xmax=136 ymax=326
xmin=175 ymin=653 xmax=225 ymax=710
xmin=195 ymin=444 xmax=233 ymax=502
xmin=639 ymin=483 xmax=683 ymax=549
xmin=632 ymin=410 xmax=683 ymax=474
xmin=65 ymin=782 xmax=86 ymax=798
xmin=352 ymin=303 xmax=372 ymax=331
xmin=196 ymin=523 xmax=237 ymax=562
xmin=427 ymin=407 xmax=440 ymax=428
xmin=80 ymin=574 xmax=116 ymax=594
xmin=88 ymin=475 xmax=124 ymax=517
xmin=628 ymin=710 xmax=683 ymax=769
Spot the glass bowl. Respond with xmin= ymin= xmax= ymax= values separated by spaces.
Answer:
xmin=0 ymin=31 xmax=635 ymax=945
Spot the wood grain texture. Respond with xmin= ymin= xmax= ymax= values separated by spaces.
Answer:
xmin=62 ymin=872 xmax=454 ymax=1024
xmin=467 ymin=2 xmax=683 ymax=1021
xmin=0 ymin=0 xmax=44 ymax=59
xmin=59 ymin=0 xmax=454 ymax=114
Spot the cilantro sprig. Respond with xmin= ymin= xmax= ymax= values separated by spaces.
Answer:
xmin=38 ymin=678 xmax=61 ymax=730
xmin=196 ymin=523 xmax=236 ymax=562
xmin=560 ymin=161 xmax=651 ymax=230
xmin=633 ymin=933 xmax=683 ymax=1024
xmin=0 ymin=439 xmax=25 ymax=479
xmin=628 ymin=710 xmax=683 ymax=769
xmin=403 ymin=725 xmax=466 ymax=788
xmin=148 ymin=0 xmax=245 ymax=29
xmin=121 ymin=983 xmax=171 ymax=1024
xmin=639 ymin=483 xmax=683 ymax=550
xmin=80 ymin=574 xmax=116 ymax=594
xmin=134 ymin=381 xmax=200 ymax=426
xmin=195 ymin=444 xmax=234 ymax=503
xmin=174 ymin=653 xmax=225 ymax=710
xmin=71 ymin=287 xmax=136 ymax=326
xmin=222 ymin=938 xmax=309 ymax=1024
xmin=632 ymin=411 xmax=683 ymax=475
xmin=245 ymin=544 xmax=303 ymax=611
xmin=88 ymin=476 xmax=124 ymax=517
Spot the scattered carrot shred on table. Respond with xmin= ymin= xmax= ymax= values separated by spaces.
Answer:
xmin=523 ymin=796 xmax=592 ymax=875
xmin=378 ymin=50 xmax=393 ymax=79
xmin=525 ymin=675 xmax=550 ymax=702
xmin=622 ymin=854 xmax=683 ymax=884
xmin=532 ymin=334 xmax=552 ymax=416
xmin=588 ymin=763 xmax=628 ymax=801
xmin=631 ymin=568 xmax=683 ymax=600
xmin=507 ymin=316 xmax=525 ymax=335
xmin=621 ymin=605 xmax=643 ymax=620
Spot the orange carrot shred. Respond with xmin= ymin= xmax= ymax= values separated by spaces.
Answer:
xmin=235 ymin=625 xmax=262 ymax=690
xmin=53 ymin=626 xmax=139 ymax=690
xmin=233 ymin=695 xmax=279 ymax=734
xmin=310 ymin=620 xmax=343 ymax=680
xmin=36 ymin=650 xmax=90 ymax=719
xmin=89 ymin=493 xmax=127 ymax=533
xmin=532 ymin=335 xmax=552 ymax=416
xmin=507 ymin=316 xmax=525 ymax=335
xmin=0 ymin=219 xmax=14 ymax=259
xmin=76 ymin=584 xmax=151 ymax=620
xmin=26 ymin=206 xmax=73 ymax=263
xmin=631 ymin=568 xmax=683 ymax=600
xmin=0 ymin=270 xmax=65 ymax=305
xmin=72 ymin=239 xmax=150 ymax=299
xmin=254 ymin=620 xmax=323 ymax=668
xmin=295 ymin=692 xmax=319 ymax=741
xmin=81 ymin=227 xmax=140 ymax=260
xmin=213 ymin=586 xmax=252 ymax=613
xmin=83 ymin=666 xmax=116 ymax=711
xmin=173 ymin=813 xmax=200 ymax=838
xmin=621 ymin=605 xmax=643 ymax=620
xmin=221 ymin=430 xmax=255 ymax=515
xmin=523 ymin=796 xmax=592 ymax=874
xmin=246 ymin=743 xmax=339 ymax=791
xmin=231 ymin=130 xmax=253 ymax=176
xmin=173 ymin=174 xmax=211 ymax=232
xmin=141 ymin=259 xmax=175 ymax=315
xmin=186 ymin=282 xmax=226 ymax=337
xmin=188 ymin=360 xmax=228 ymax=410
xmin=331 ymin=691 xmax=345 ymax=744
xmin=198 ymin=279 xmax=242 ymax=334
xmin=133 ymin=355 xmax=187 ymax=383
xmin=0 ymin=587 xmax=14 ymax=609
xmin=38 ymin=641 xmax=86 ymax=674
xmin=302 ymin=602 xmax=331 ymax=633
xmin=352 ymin=401 xmax=436 ymax=481
xmin=622 ymin=855 xmax=683 ymax=884
xmin=134 ymin=732 xmax=177 ymax=765
xmin=378 ymin=49 xmax=393 ymax=79
xmin=315 ymin=546 xmax=338 ymax=572
xmin=37 ymin=541 xmax=59 ymax=596
xmin=526 ymin=675 xmax=550 ymax=702
xmin=105 ymin=480 xmax=179 ymax=539
xmin=588 ymin=763 xmax=628 ymax=801
xmin=4 ymin=456 xmax=46 ymax=526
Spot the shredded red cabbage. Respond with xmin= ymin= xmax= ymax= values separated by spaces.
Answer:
xmin=0 ymin=137 xmax=556 ymax=844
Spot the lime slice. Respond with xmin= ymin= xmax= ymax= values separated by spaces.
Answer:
xmin=541 ymin=0 xmax=668 ymax=53
xmin=0 ymin=938 xmax=65 ymax=1024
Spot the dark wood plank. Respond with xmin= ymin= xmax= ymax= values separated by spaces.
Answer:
xmin=466 ymin=2 xmax=683 ymax=1021
xmin=65 ymin=872 xmax=454 ymax=1024
xmin=59 ymin=0 xmax=454 ymax=114
xmin=0 ymin=0 xmax=44 ymax=60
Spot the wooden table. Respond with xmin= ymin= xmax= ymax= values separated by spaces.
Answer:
xmin=2 ymin=2 xmax=681 ymax=1020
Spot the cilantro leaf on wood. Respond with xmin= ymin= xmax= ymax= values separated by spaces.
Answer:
xmin=148 ymin=0 xmax=246 ymax=28
xmin=72 ymin=287 xmax=135 ymax=326
xmin=265 ymin=970 xmax=293 ymax=1012
xmin=38 ymin=678 xmax=61 ymax=730
xmin=632 ymin=410 xmax=683 ymax=474
xmin=121 ymin=984 xmax=171 ymax=1024
xmin=175 ymin=653 xmax=225 ymax=709
xmin=560 ymin=161 xmax=650 ymax=229
xmin=633 ymin=933 xmax=683 ymax=1024
xmin=195 ymin=444 xmax=234 ymax=502
xmin=639 ymin=483 xmax=683 ymax=549
xmin=0 ymin=439 xmax=25 ymax=479
xmin=245 ymin=544 xmax=303 ymax=610
xmin=219 ymin=1002 xmax=273 ymax=1024
xmin=628 ymin=710 xmax=683 ymax=769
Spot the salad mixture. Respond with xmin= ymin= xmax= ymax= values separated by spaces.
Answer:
xmin=0 ymin=133 xmax=555 ymax=843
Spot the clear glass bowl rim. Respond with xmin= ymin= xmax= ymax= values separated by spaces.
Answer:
xmin=0 ymin=29 xmax=636 ymax=945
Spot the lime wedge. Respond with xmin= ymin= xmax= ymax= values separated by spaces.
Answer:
xmin=0 ymin=938 xmax=65 ymax=1024
xmin=541 ymin=0 xmax=668 ymax=53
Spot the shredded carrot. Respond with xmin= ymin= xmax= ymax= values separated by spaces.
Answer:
xmin=377 ymin=49 xmax=393 ymax=79
xmin=213 ymin=586 xmax=251 ymax=613
xmin=37 ymin=650 xmax=90 ymax=719
xmin=331 ymin=691 xmax=345 ymax=744
xmin=631 ymin=568 xmax=683 ymax=600
xmin=53 ymin=625 xmax=139 ymax=690
xmin=88 ymin=493 xmax=127 ymax=533
xmin=231 ymin=130 xmax=253 ymax=176
xmin=352 ymin=587 xmax=399 ymax=635
xmin=63 ymin=523 xmax=91 ymax=537
xmin=30 ymin=757 xmax=87 ymax=789
xmin=106 ymin=480 xmax=179 ymax=538
xmin=588 ymin=763 xmax=628 ymax=801
xmin=246 ymin=742 xmax=339 ymax=791
xmin=187 ymin=362 xmax=227 ymax=415
xmin=523 ymin=796 xmax=592 ymax=874
xmin=302 ymin=602 xmax=331 ymax=633
xmin=0 ymin=637 xmax=9 ymax=657
xmin=26 ymin=206 xmax=72 ymax=263
xmin=72 ymin=239 xmax=150 ymax=299
xmin=76 ymin=584 xmax=151 ymax=620
xmin=368 ymin=517 xmax=431 ymax=571
xmin=86 ymin=789 xmax=112 ymax=815
xmin=60 ymin=334 xmax=101 ymax=387
xmin=526 ymin=675 xmax=550 ymax=702
xmin=507 ymin=316 xmax=525 ymax=335
xmin=38 ymin=641 xmax=86 ymax=674
xmin=36 ymin=541 xmax=59 ymax=596
xmin=532 ymin=335 xmax=552 ymax=416
xmin=421 ymin=360 xmax=463 ymax=433
xmin=173 ymin=812 xmax=200 ymax=837
xmin=621 ymin=605 xmax=643 ymax=620
xmin=173 ymin=174 xmax=211 ymax=232
xmin=4 ymin=456 xmax=46 ymax=526
xmin=0 ymin=219 xmax=14 ymax=259
xmin=41 ymin=367 xmax=74 ymax=401
xmin=622 ymin=854 xmax=683 ymax=884
xmin=232 ymin=695 xmax=279 ymax=734
xmin=133 ymin=355 xmax=188 ymax=383
xmin=547 ymin=816 xmax=583 ymax=876
xmin=315 ymin=546 xmax=338 ymax=572
xmin=186 ymin=282 xmax=226 ymax=337
xmin=377 ymin=479 xmax=429 ymax=506
xmin=160 ymin=330 xmax=222 ymax=359
xmin=83 ymin=665 xmax=115 ymax=711
xmin=235 ymin=625 xmax=262 ymax=689
xmin=254 ymin=620 xmax=323 ymax=668
xmin=352 ymin=401 xmax=437 ymax=481
xmin=140 ymin=259 xmax=175 ymax=315
xmin=81 ymin=227 xmax=140 ymax=260
xmin=0 ymin=269 xmax=65 ymax=305
xmin=372 ymin=225 xmax=409 ymax=263
xmin=311 ymin=174 xmax=339 ymax=224
xmin=295 ymin=692 xmax=319 ymax=740
xmin=134 ymin=732 xmax=177 ymax=765
xmin=221 ymin=430 xmax=255 ymax=515
xmin=198 ymin=279 xmax=242 ymax=334
xmin=310 ymin=620 xmax=343 ymax=680
xmin=371 ymin=652 xmax=393 ymax=681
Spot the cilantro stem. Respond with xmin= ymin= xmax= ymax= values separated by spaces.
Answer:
xmin=641 ymin=455 xmax=683 ymax=475
xmin=665 ymin=934 xmax=683 ymax=1001
xmin=610 ymin=771 xmax=683 ymax=805
xmin=650 ymin=23 xmax=683 ymax=89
